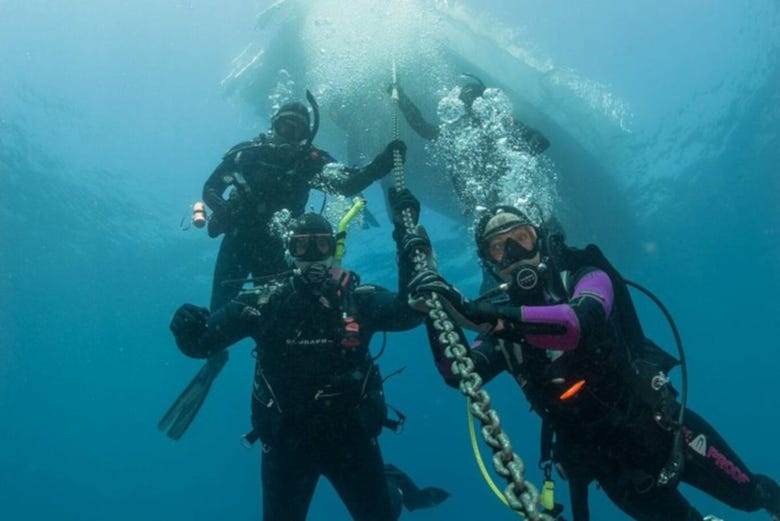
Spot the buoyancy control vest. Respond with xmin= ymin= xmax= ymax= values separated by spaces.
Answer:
xmin=516 ymin=228 xmax=682 ymax=483
xmin=243 ymin=269 xmax=392 ymax=445
xmin=218 ymin=135 xmax=326 ymax=226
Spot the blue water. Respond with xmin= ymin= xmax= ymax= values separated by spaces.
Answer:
xmin=1 ymin=1 xmax=778 ymax=520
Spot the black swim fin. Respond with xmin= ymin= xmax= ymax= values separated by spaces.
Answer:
xmin=362 ymin=206 xmax=380 ymax=229
xmin=157 ymin=350 xmax=229 ymax=440
xmin=384 ymin=463 xmax=451 ymax=511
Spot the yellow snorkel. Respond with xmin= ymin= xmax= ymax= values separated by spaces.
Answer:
xmin=334 ymin=197 xmax=366 ymax=265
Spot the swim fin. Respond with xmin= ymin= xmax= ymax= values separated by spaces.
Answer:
xmin=384 ymin=463 xmax=451 ymax=511
xmin=157 ymin=350 xmax=229 ymax=440
xmin=362 ymin=206 xmax=380 ymax=229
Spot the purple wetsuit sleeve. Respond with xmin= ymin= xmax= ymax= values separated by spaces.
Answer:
xmin=521 ymin=270 xmax=613 ymax=351
xmin=571 ymin=270 xmax=614 ymax=316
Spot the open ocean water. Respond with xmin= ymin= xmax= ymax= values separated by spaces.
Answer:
xmin=1 ymin=1 xmax=778 ymax=520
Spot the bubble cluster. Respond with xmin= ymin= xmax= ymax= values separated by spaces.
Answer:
xmin=268 ymin=208 xmax=293 ymax=242
xmin=431 ymin=87 xmax=558 ymax=218
xmin=268 ymin=69 xmax=296 ymax=115
xmin=314 ymin=162 xmax=348 ymax=193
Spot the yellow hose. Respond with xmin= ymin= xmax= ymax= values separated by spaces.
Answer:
xmin=467 ymin=400 xmax=526 ymax=518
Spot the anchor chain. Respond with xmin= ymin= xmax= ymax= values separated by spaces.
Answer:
xmin=389 ymin=62 xmax=552 ymax=519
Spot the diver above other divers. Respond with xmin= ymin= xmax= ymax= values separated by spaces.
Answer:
xmin=204 ymin=92 xmax=407 ymax=310
xmin=396 ymin=189 xmax=780 ymax=521
xmin=391 ymin=74 xmax=549 ymax=216
xmin=169 ymin=210 xmax=449 ymax=521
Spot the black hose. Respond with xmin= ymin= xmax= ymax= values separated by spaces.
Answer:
xmin=625 ymin=279 xmax=688 ymax=486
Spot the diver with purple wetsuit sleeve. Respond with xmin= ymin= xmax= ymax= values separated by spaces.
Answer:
xmin=394 ymin=189 xmax=780 ymax=521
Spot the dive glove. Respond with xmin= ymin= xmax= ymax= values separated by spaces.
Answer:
xmin=371 ymin=139 xmax=407 ymax=176
xmin=388 ymin=187 xmax=420 ymax=227
xmin=407 ymin=269 xmax=502 ymax=332
xmin=170 ymin=304 xmax=210 ymax=355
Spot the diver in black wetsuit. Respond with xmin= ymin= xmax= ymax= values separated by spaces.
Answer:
xmin=398 ymin=192 xmax=780 ymax=521
xmin=392 ymin=74 xmax=549 ymax=215
xmin=170 ymin=210 xmax=449 ymax=521
xmin=203 ymin=95 xmax=406 ymax=310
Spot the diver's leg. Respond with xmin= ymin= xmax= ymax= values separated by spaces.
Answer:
xmin=567 ymin=474 xmax=591 ymax=521
xmin=598 ymin=470 xmax=703 ymax=521
xmin=681 ymin=407 xmax=780 ymax=516
xmin=210 ymin=233 xmax=249 ymax=310
xmin=261 ymin=433 xmax=319 ymax=521
xmin=324 ymin=424 xmax=397 ymax=521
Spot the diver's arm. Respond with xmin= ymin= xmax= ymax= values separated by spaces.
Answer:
xmin=202 ymin=159 xmax=233 ymax=216
xmin=397 ymin=88 xmax=440 ymax=140
xmin=509 ymin=118 xmax=550 ymax=156
xmin=314 ymin=141 xmax=406 ymax=196
xmin=170 ymin=297 xmax=258 ymax=358
xmin=358 ymin=285 xmax=424 ymax=332
xmin=354 ymin=225 xmax=428 ymax=333
xmin=495 ymin=269 xmax=613 ymax=350
xmin=203 ymin=141 xmax=257 ymax=216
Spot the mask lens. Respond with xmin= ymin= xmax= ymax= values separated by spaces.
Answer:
xmin=487 ymin=225 xmax=537 ymax=264
xmin=290 ymin=235 xmax=309 ymax=257
xmin=289 ymin=234 xmax=333 ymax=260
xmin=275 ymin=118 xmax=308 ymax=142
xmin=315 ymin=235 xmax=334 ymax=256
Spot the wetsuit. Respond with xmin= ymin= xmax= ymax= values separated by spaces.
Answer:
xmin=173 ymin=260 xmax=424 ymax=521
xmin=424 ymin=260 xmax=780 ymax=521
xmin=202 ymin=134 xmax=395 ymax=310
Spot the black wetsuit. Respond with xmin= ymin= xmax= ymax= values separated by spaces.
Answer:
xmin=173 ymin=263 xmax=423 ymax=521
xmin=203 ymin=134 xmax=393 ymax=310
xmin=424 ymin=247 xmax=780 ymax=521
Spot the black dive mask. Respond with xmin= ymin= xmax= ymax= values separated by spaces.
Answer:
xmin=289 ymin=233 xmax=336 ymax=262
xmin=492 ymin=237 xmax=539 ymax=273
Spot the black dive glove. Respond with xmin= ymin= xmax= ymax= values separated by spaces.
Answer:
xmin=407 ymin=269 xmax=501 ymax=331
xmin=388 ymin=187 xmax=420 ymax=237
xmin=388 ymin=186 xmax=432 ymax=261
xmin=170 ymin=304 xmax=210 ymax=356
xmin=371 ymin=139 xmax=407 ymax=176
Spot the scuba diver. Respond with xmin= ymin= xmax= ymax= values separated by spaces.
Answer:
xmin=158 ymin=94 xmax=406 ymax=440
xmin=169 ymin=210 xmax=449 ymax=521
xmin=391 ymin=74 xmax=550 ymax=216
xmin=395 ymin=190 xmax=780 ymax=521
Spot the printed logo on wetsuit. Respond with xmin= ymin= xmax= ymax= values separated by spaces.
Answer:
xmin=515 ymin=267 xmax=539 ymax=291
xmin=688 ymin=434 xmax=708 ymax=456
xmin=286 ymin=338 xmax=331 ymax=347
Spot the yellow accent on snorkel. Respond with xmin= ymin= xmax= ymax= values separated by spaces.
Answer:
xmin=334 ymin=197 xmax=366 ymax=262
